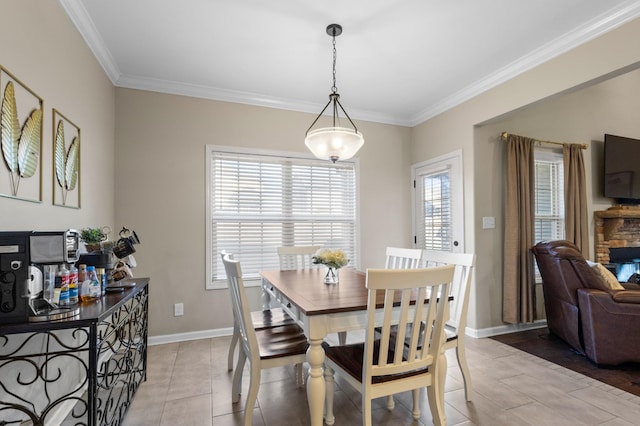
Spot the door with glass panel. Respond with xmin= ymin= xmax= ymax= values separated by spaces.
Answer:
xmin=412 ymin=150 xmax=464 ymax=253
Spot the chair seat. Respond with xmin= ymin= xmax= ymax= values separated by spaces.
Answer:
xmin=325 ymin=341 xmax=429 ymax=384
xmin=256 ymin=323 xmax=309 ymax=360
xmin=251 ymin=307 xmax=296 ymax=330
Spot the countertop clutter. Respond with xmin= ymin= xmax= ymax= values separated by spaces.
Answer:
xmin=0 ymin=228 xmax=142 ymax=324
xmin=0 ymin=279 xmax=150 ymax=425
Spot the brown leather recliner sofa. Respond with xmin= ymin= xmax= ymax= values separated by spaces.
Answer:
xmin=531 ymin=240 xmax=640 ymax=366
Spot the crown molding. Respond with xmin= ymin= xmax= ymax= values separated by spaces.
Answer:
xmin=61 ymin=0 xmax=640 ymax=128
xmin=116 ymin=74 xmax=413 ymax=126
xmin=409 ymin=0 xmax=640 ymax=126
xmin=59 ymin=0 xmax=120 ymax=83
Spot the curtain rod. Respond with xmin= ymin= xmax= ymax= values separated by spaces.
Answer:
xmin=501 ymin=131 xmax=588 ymax=150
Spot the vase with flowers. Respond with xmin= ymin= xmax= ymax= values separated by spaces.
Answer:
xmin=312 ymin=249 xmax=348 ymax=284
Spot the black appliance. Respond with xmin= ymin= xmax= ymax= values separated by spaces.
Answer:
xmin=0 ymin=232 xmax=30 ymax=323
xmin=604 ymin=133 xmax=640 ymax=204
xmin=0 ymin=231 xmax=81 ymax=324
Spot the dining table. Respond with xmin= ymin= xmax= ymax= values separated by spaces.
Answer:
xmin=259 ymin=267 xmax=450 ymax=426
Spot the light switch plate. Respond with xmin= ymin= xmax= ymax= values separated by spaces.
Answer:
xmin=482 ymin=216 xmax=495 ymax=229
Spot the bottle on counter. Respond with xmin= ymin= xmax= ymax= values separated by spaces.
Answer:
xmin=81 ymin=266 xmax=102 ymax=303
xmin=57 ymin=264 xmax=70 ymax=306
xmin=97 ymin=268 xmax=106 ymax=296
xmin=78 ymin=264 xmax=87 ymax=283
xmin=68 ymin=263 xmax=79 ymax=305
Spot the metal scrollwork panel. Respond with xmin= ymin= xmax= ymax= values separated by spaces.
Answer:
xmin=96 ymin=285 xmax=148 ymax=425
xmin=0 ymin=328 xmax=90 ymax=425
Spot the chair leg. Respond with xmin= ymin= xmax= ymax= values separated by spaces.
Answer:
xmin=232 ymin=350 xmax=246 ymax=404
xmin=295 ymin=362 xmax=304 ymax=387
xmin=426 ymin=365 xmax=446 ymax=426
xmin=228 ymin=322 xmax=239 ymax=371
xmin=411 ymin=388 xmax=421 ymax=420
xmin=324 ymin=364 xmax=335 ymax=425
xmin=338 ymin=331 xmax=347 ymax=345
xmin=386 ymin=395 xmax=394 ymax=411
xmin=456 ymin=343 xmax=473 ymax=401
xmin=362 ymin=391 xmax=372 ymax=426
xmin=244 ymin=364 xmax=261 ymax=426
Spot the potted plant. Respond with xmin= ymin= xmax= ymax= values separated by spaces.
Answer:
xmin=80 ymin=227 xmax=107 ymax=252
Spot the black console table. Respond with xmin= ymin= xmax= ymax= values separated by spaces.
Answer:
xmin=0 ymin=278 xmax=149 ymax=426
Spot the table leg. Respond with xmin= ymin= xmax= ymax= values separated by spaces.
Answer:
xmin=261 ymin=278 xmax=272 ymax=310
xmin=306 ymin=337 xmax=326 ymax=426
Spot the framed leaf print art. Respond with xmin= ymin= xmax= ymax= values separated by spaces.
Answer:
xmin=0 ymin=65 xmax=43 ymax=202
xmin=52 ymin=109 xmax=80 ymax=208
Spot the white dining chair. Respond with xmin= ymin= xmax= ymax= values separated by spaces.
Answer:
xmin=421 ymin=250 xmax=476 ymax=401
xmin=383 ymin=247 xmax=477 ymax=402
xmin=385 ymin=246 xmax=423 ymax=269
xmin=277 ymin=245 xmax=321 ymax=270
xmin=222 ymin=253 xmax=309 ymax=426
xmin=221 ymin=251 xmax=302 ymax=386
xmin=323 ymin=266 xmax=455 ymax=426
xmin=383 ymin=246 xmax=423 ymax=409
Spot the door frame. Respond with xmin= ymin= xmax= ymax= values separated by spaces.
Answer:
xmin=411 ymin=149 xmax=464 ymax=252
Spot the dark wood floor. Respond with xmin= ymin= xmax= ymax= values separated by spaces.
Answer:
xmin=491 ymin=327 xmax=640 ymax=397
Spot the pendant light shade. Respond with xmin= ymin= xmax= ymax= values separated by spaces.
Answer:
xmin=305 ymin=126 xmax=364 ymax=163
xmin=305 ymin=24 xmax=364 ymax=163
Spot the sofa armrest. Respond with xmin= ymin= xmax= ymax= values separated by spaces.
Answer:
xmin=577 ymin=288 xmax=640 ymax=365
xmin=621 ymin=282 xmax=640 ymax=291
xmin=612 ymin=290 xmax=640 ymax=304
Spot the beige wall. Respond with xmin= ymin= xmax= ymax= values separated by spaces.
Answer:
xmin=1 ymin=1 xmax=115 ymax=233
xmin=114 ymin=89 xmax=412 ymax=337
xmin=412 ymin=18 xmax=640 ymax=332
xmin=6 ymin=1 xmax=640 ymax=339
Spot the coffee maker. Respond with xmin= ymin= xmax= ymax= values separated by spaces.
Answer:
xmin=0 ymin=232 xmax=31 ymax=323
xmin=0 ymin=230 xmax=81 ymax=323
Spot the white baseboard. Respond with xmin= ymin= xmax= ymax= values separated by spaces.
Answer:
xmin=466 ymin=319 xmax=547 ymax=339
xmin=148 ymin=320 xmax=548 ymax=346
xmin=148 ymin=327 xmax=233 ymax=346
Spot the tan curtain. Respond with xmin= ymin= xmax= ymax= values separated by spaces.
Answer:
xmin=503 ymin=134 xmax=536 ymax=324
xmin=564 ymin=144 xmax=589 ymax=255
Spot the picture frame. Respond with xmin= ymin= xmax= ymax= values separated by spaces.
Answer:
xmin=0 ymin=65 xmax=43 ymax=203
xmin=52 ymin=108 xmax=81 ymax=209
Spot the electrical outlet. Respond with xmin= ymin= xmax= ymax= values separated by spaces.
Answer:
xmin=174 ymin=302 xmax=184 ymax=317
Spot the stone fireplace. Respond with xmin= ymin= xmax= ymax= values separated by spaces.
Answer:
xmin=595 ymin=206 xmax=640 ymax=279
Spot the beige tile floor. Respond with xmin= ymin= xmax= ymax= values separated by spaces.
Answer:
xmin=124 ymin=333 xmax=640 ymax=425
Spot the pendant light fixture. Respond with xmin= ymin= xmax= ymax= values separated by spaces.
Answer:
xmin=305 ymin=24 xmax=364 ymax=163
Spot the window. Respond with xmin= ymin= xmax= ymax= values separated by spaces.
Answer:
xmin=206 ymin=146 xmax=358 ymax=289
xmin=421 ymin=171 xmax=452 ymax=251
xmin=534 ymin=149 xmax=565 ymax=278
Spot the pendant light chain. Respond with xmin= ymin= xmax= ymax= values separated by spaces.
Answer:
xmin=331 ymin=34 xmax=338 ymax=94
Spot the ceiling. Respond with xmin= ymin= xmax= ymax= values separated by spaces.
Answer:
xmin=61 ymin=0 xmax=640 ymax=127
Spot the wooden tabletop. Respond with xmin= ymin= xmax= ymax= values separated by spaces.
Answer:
xmin=260 ymin=268 xmax=369 ymax=316
xmin=260 ymin=268 xmax=439 ymax=316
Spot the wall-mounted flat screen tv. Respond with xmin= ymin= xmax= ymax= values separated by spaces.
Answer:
xmin=604 ymin=134 xmax=640 ymax=204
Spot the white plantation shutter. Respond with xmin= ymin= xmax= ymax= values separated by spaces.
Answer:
xmin=534 ymin=149 xmax=565 ymax=280
xmin=209 ymin=149 xmax=357 ymax=287
xmin=534 ymin=151 xmax=564 ymax=242
xmin=420 ymin=171 xmax=452 ymax=251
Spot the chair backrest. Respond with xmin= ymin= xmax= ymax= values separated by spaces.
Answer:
xmin=421 ymin=250 xmax=475 ymax=334
xmin=385 ymin=247 xmax=423 ymax=269
xmin=222 ymin=253 xmax=259 ymax=362
xmin=364 ymin=266 xmax=454 ymax=383
xmin=277 ymin=245 xmax=321 ymax=270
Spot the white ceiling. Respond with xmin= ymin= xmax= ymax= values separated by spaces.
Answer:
xmin=61 ymin=0 xmax=640 ymax=127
